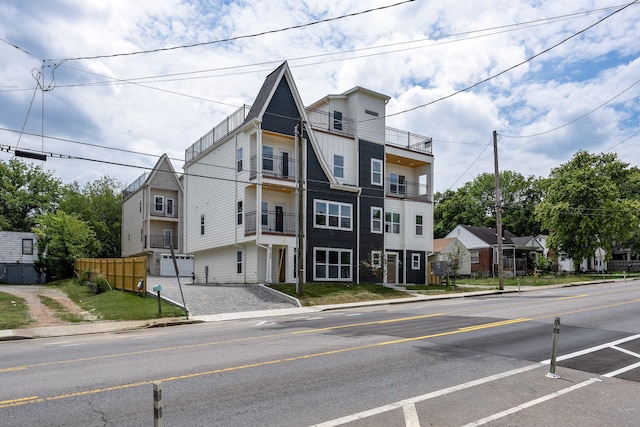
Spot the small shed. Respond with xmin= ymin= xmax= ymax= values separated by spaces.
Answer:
xmin=0 ymin=231 xmax=43 ymax=284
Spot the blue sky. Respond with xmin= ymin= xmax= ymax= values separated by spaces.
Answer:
xmin=1 ymin=0 xmax=638 ymax=193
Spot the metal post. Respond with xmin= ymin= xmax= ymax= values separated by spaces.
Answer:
xmin=153 ymin=382 xmax=163 ymax=427
xmin=546 ymin=317 xmax=561 ymax=378
xmin=493 ymin=131 xmax=504 ymax=290
xmin=157 ymin=290 xmax=162 ymax=315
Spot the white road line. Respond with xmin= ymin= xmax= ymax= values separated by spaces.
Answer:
xmin=603 ymin=361 xmax=640 ymax=378
xmin=309 ymin=364 xmax=541 ymax=427
xmin=460 ymin=378 xmax=601 ymax=427
xmin=611 ymin=345 xmax=640 ymax=359
xmin=403 ymin=403 xmax=420 ymax=427
xmin=540 ymin=333 xmax=640 ymax=364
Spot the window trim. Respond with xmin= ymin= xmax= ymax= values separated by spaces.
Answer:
xmin=333 ymin=110 xmax=343 ymax=131
xmin=22 ymin=238 xmax=33 ymax=255
xmin=371 ymin=250 xmax=382 ymax=268
xmin=237 ymin=251 xmax=243 ymax=274
xmin=415 ymin=215 xmax=423 ymax=236
xmin=262 ymin=145 xmax=274 ymax=172
xmin=237 ymin=201 xmax=243 ymax=225
xmin=412 ymin=253 xmax=421 ymax=270
xmin=385 ymin=212 xmax=400 ymax=234
xmin=371 ymin=159 xmax=383 ymax=186
xmin=313 ymin=247 xmax=352 ymax=281
xmin=200 ymin=214 xmax=205 ymax=235
xmin=314 ymin=199 xmax=353 ymax=231
xmin=333 ymin=154 xmax=344 ymax=179
xmin=154 ymin=195 xmax=164 ymax=213
xmin=237 ymin=147 xmax=243 ymax=172
xmin=470 ymin=249 xmax=479 ymax=264
xmin=166 ymin=198 xmax=175 ymax=216
xmin=371 ymin=206 xmax=383 ymax=234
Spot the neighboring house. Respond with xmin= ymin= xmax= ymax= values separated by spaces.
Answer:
xmin=428 ymin=237 xmax=471 ymax=284
xmin=446 ymin=225 xmax=542 ymax=277
xmin=183 ymin=62 xmax=433 ymax=285
xmin=535 ymin=234 xmax=607 ymax=273
xmin=0 ymin=231 xmax=43 ymax=284
xmin=609 ymin=245 xmax=640 ymax=272
xmin=121 ymin=154 xmax=193 ymax=276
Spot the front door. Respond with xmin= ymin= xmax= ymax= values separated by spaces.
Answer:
xmin=275 ymin=206 xmax=284 ymax=232
xmin=278 ymin=248 xmax=286 ymax=282
xmin=387 ymin=253 xmax=397 ymax=284
xmin=163 ymin=229 xmax=173 ymax=248
xmin=280 ymin=151 xmax=290 ymax=178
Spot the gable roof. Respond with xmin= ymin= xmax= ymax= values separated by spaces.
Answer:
xmin=244 ymin=62 xmax=288 ymax=124
xmin=459 ymin=225 xmax=516 ymax=246
xmin=433 ymin=237 xmax=456 ymax=253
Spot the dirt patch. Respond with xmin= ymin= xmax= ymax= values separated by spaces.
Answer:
xmin=0 ymin=285 xmax=96 ymax=327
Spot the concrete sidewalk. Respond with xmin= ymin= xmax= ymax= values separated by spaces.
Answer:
xmin=0 ymin=279 xmax=625 ymax=341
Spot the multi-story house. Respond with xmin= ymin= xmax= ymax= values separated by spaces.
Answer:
xmin=183 ymin=62 xmax=433 ymax=285
xmin=122 ymin=154 xmax=192 ymax=276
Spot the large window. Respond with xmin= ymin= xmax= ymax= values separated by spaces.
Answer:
xmin=22 ymin=239 xmax=33 ymax=255
xmin=154 ymin=196 xmax=164 ymax=212
xmin=371 ymin=159 xmax=383 ymax=186
xmin=470 ymin=250 xmax=479 ymax=264
xmin=371 ymin=207 xmax=382 ymax=233
xmin=314 ymin=248 xmax=351 ymax=281
xmin=333 ymin=111 xmax=343 ymax=131
xmin=385 ymin=212 xmax=400 ymax=234
xmin=166 ymin=198 xmax=174 ymax=216
xmin=263 ymin=145 xmax=274 ymax=172
xmin=334 ymin=154 xmax=344 ymax=178
xmin=314 ymin=200 xmax=352 ymax=230
xmin=415 ymin=215 xmax=423 ymax=236
xmin=389 ymin=174 xmax=406 ymax=196
xmin=237 ymin=201 xmax=243 ymax=225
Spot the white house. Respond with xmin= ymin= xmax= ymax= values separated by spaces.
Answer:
xmin=0 ymin=231 xmax=42 ymax=284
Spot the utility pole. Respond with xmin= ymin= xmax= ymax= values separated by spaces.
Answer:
xmin=493 ymin=130 xmax=504 ymax=290
xmin=296 ymin=118 xmax=305 ymax=296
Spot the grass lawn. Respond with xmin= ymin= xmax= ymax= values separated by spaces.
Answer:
xmin=269 ymin=282 xmax=408 ymax=306
xmin=53 ymin=279 xmax=186 ymax=321
xmin=0 ymin=292 xmax=31 ymax=330
xmin=456 ymin=272 xmax=634 ymax=288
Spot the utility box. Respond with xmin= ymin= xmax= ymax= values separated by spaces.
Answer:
xmin=431 ymin=261 xmax=448 ymax=277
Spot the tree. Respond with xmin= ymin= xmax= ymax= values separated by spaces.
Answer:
xmin=33 ymin=211 xmax=99 ymax=280
xmin=434 ymin=171 xmax=543 ymax=238
xmin=59 ymin=177 xmax=123 ymax=257
xmin=536 ymin=151 xmax=640 ymax=272
xmin=0 ymin=159 xmax=62 ymax=231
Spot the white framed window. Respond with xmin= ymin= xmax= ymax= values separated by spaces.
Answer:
xmin=334 ymin=154 xmax=344 ymax=178
xmin=385 ymin=212 xmax=400 ymax=234
xmin=314 ymin=200 xmax=352 ymax=230
xmin=200 ymin=214 xmax=205 ymax=235
xmin=371 ymin=207 xmax=382 ymax=233
xmin=389 ymin=174 xmax=406 ymax=196
xmin=333 ymin=110 xmax=343 ymax=131
xmin=237 ymin=147 xmax=243 ymax=172
xmin=412 ymin=253 xmax=421 ymax=270
xmin=261 ymin=201 xmax=268 ymax=226
xmin=371 ymin=159 xmax=383 ymax=186
xmin=470 ymin=250 xmax=479 ymax=264
xmin=166 ymin=198 xmax=175 ymax=216
xmin=22 ymin=239 xmax=33 ymax=255
xmin=139 ymin=200 xmax=142 ymax=213
xmin=314 ymin=248 xmax=351 ymax=281
xmin=237 ymin=251 xmax=243 ymax=274
xmin=371 ymin=250 xmax=382 ymax=268
xmin=237 ymin=201 xmax=243 ymax=225
xmin=415 ymin=215 xmax=423 ymax=236
xmin=154 ymin=196 xmax=164 ymax=212
xmin=263 ymin=145 xmax=274 ymax=172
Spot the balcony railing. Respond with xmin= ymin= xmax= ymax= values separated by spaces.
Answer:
xmin=385 ymin=127 xmax=432 ymax=155
xmin=249 ymin=155 xmax=296 ymax=180
xmin=148 ymin=234 xmax=178 ymax=249
xmin=385 ymin=178 xmax=431 ymax=201
xmin=244 ymin=210 xmax=297 ymax=235
xmin=185 ymin=104 xmax=251 ymax=162
xmin=122 ymin=172 xmax=148 ymax=198
xmin=306 ymin=108 xmax=355 ymax=137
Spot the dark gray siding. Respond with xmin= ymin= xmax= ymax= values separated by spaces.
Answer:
xmin=406 ymin=250 xmax=426 ymax=284
xmin=262 ymin=78 xmax=299 ymax=137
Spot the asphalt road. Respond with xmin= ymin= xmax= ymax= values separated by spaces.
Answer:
xmin=1 ymin=280 xmax=639 ymax=426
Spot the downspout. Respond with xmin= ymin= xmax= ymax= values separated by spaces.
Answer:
xmin=233 ymin=133 xmax=247 ymax=283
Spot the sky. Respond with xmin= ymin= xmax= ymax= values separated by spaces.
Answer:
xmin=1 ymin=0 xmax=639 ymax=195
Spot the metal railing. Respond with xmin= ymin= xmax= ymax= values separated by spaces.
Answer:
xmin=306 ymin=108 xmax=355 ymax=137
xmin=244 ymin=211 xmax=297 ymax=235
xmin=185 ymin=105 xmax=251 ymax=162
xmin=122 ymin=172 xmax=148 ymax=198
xmin=385 ymin=177 xmax=431 ymax=201
xmin=149 ymin=235 xmax=178 ymax=249
xmin=385 ymin=127 xmax=432 ymax=154
xmin=249 ymin=155 xmax=296 ymax=180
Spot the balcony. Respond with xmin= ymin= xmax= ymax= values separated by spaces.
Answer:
xmin=306 ymin=108 xmax=355 ymax=137
xmin=385 ymin=177 xmax=431 ymax=202
xmin=148 ymin=234 xmax=178 ymax=249
xmin=244 ymin=210 xmax=297 ymax=235
xmin=385 ymin=127 xmax=432 ymax=155
xmin=249 ymin=155 xmax=296 ymax=181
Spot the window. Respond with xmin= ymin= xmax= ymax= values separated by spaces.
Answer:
xmin=163 ymin=229 xmax=173 ymax=248
xmin=314 ymin=200 xmax=352 ymax=230
xmin=261 ymin=202 xmax=268 ymax=226
xmin=385 ymin=212 xmax=400 ymax=234
xmin=415 ymin=215 xmax=423 ymax=236
xmin=166 ymin=198 xmax=174 ymax=216
xmin=237 ymin=251 xmax=242 ymax=274
xmin=371 ymin=250 xmax=382 ymax=268
xmin=371 ymin=159 xmax=383 ymax=186
xmin=237 ymin=201 xmax=243 ymax=225
xmin=22 ymin=239 xmax=33 ymax=255
xmin=371 ymin=207 xmax=382 ymax=233
xmin=470 ymin=250 xmax=479 ymax=264
xmin=412 ymin=253 xmax=421 ymax=270
xmin=139 ymin=200 xmax=142 ymax=213
xmin=365 ymin=109 xmax=379 ymax=117
xmin=237 ymin=147 xmax=243 ymax=172
xmin=154 ymin=196 xmax=164 ymax=212
xmin=200 ymin=214 xmax=205 ymax=235
xmin=389 ymin=174 xmax=406 ymax=195
xmin=334 ymin=154 xmax=344 ymax=178
xmin=314 ymin=248 xmax=351 ymax=281
xmin=333 ymin=110 xmax=343 ymax=131
xmin=263 ymin=145 xmax=274 ymax=172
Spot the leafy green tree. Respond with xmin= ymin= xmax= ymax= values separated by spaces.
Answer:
xmin=59 ymin=177 xmax=122 ymax=257
xmin=434 ymin=171 xmax=543 ymax=238
xmin=33 ymin=211 xmax=99 ymax=280
xmin=536 ymin=151 xmax=640 ymax=272
xmin=0 ymin=159 xmax=62 ymax=231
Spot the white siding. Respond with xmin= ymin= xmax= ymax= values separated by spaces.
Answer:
xmin=446 ymin=226 xmax=488 ymax=249
xmin=0 ymin=231 xmax=38 ymax=264
xmin=121 ymin=191 xmax=144 ymax=256
xmin=313 ymin=132 xmax=357 ymax=185
xmin=348 ymin=92 xmax=386 ymax=144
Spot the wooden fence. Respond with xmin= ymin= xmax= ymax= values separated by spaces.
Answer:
xmin=75 ymin=256 xmax=147 ymax=292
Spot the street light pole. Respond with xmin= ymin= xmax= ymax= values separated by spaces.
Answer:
xmin=493 ymin=130 xmax=504 ymax=290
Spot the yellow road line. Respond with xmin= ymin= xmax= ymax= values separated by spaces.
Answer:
xmin=553 ymin=294 xmax=590 ymax=300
